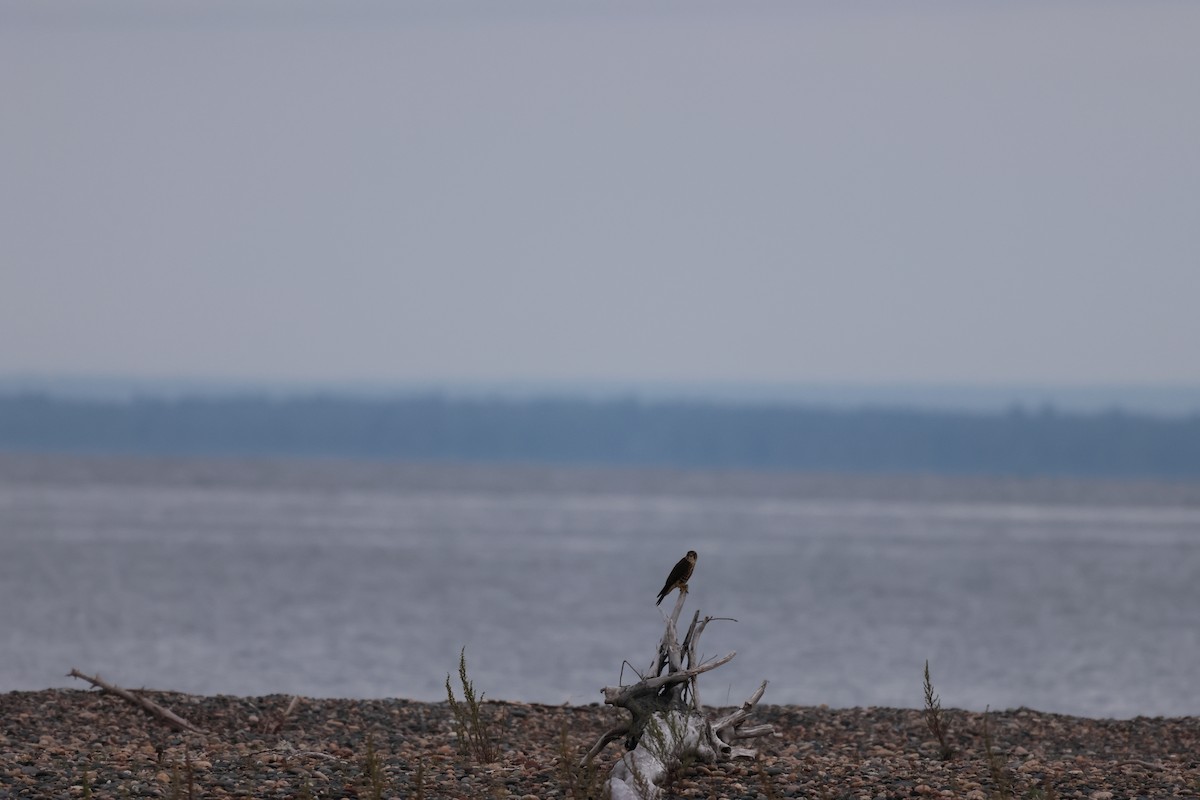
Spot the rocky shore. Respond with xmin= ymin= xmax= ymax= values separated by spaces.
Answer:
xmin=2 ymin=689 xmax=1198 ymax=799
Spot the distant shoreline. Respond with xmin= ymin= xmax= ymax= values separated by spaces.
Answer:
xmin=5 ymin=375 xmax=1200 ymax=417
xmin=2 ymin=392 xmax=1199 ymax=478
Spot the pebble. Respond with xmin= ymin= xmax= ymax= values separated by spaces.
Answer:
xmin=1 ymin=689 xmax=1196 ymax=798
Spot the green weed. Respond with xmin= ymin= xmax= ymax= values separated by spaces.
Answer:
xmin=982 ymin=706 xmax=1014 ymax=799
xmin=557 ymin=724 xmax=608 ymax=799
xmin=923 ymin=660 xmax=955 ymax=760
xmin=445 ymin=647 xmax=498 ymax=763
xmin=359 ymin=733 xmax=388 ymax=800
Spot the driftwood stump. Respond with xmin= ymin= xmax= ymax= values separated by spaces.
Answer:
xmin=583 ymin=589 xmax=774 ymax=800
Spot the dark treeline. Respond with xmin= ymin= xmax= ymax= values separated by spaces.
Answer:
xmin=1 ymin=393 xmax=1199 ymax=477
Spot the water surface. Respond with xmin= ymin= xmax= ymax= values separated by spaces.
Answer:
xmin=2 ymin=453 xmax=1198 ymax=718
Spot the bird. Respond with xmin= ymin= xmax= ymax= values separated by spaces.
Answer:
xmin=656 ymin=550 xmax=697 ymax=606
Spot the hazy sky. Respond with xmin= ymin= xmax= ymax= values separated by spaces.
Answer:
xmin=2 ymin=1 xmax=1198 ymax=389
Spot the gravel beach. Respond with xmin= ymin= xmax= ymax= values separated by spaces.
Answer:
xmin=2 ymin=688 xmax=1198 ymax=799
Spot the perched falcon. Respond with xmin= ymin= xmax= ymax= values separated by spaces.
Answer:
xmin=656 ymin=550 xmax=698 ymax=606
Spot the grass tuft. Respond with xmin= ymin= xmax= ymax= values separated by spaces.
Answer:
xmin=982 ymin=706 xmax=1014 ymax=799
xmin=638 ymin=711 xmax=694 ymax=797
xmin=446 ymin=646 xmax=499 ymax=763
xmin=412 ymin=757 xmax=427 ymax=800
xmin=923 ymin=660 xmax=955 ymax=760
xmin=1025 ymin=785 xmax=1059 ymax=800
xmin=557 ymin=724 xmax=608 ymax=799
xmin=360 ymin=733 xmax=388 ymax=800
xmin=755 ymin=757 xmax=783 ymax=800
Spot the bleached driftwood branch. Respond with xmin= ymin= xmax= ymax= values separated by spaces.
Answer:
xmin=583 ymin=589 xmax=774 ymax=800
xmin=265 ymin=695 xmax=302 ymax=734
xmin=68 ymin=668 xmax=207 ymax=735
xmin=248 ymin=741 xmax=342 ymax=762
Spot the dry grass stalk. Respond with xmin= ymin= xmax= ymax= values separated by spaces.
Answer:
xmin=446 ymin=647 xmax=498 ymax=763
xmin=923 ymin=660 xmax=955 ymax=760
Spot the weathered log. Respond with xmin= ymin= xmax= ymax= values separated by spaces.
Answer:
xmin=583 ymin=584 xmax=774 ymax=800
xmin=67 ymin=668 xmax=206 ymax=735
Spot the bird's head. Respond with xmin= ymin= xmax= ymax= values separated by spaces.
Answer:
xmin=686 ymin=550 xmax=697 ymax=562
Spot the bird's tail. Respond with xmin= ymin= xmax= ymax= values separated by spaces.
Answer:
xmin=655 ymin=592 xmax=666 ymax=606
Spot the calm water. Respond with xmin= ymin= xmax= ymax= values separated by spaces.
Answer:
xmin=2 ymin=453 xmax=1198 ymax=719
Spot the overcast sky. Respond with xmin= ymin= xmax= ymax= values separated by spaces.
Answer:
xmin=2 ymin=1 xmax=1198 ymax=391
